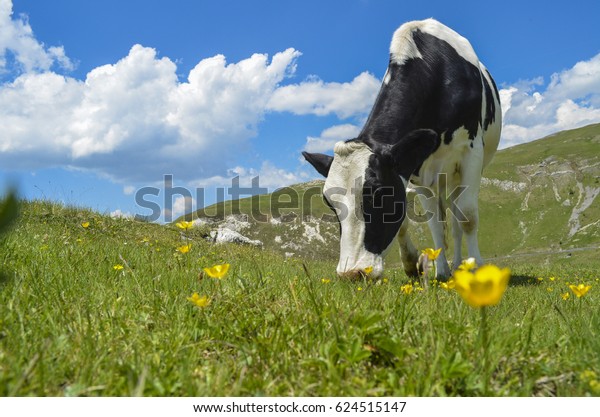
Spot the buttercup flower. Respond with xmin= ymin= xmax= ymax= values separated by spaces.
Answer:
xmin=203 ymin=263 xmax=230 ymax=279
xmin=177 ymin=244 xmax=192 ymax=254
xmin=453 ymin=264 xmax=510 ymax=308
xmin=81 ymin=221 xmax=90 ymax=228
xmin=400 ymin=283 xmax=413 ymax=295
xmin=113 ymin=264 xmax=124 ymax=271
xmin=457 ymin=257 xmax=477 ymax=271
xmin=440 ymin=278 xmax=455 ymax=291
xmin=561 ymin=292 xmax=570 ymax=301
xmin=176 ymin=221 xmax=194 ymax=231
xmin=421 ymin=248 xmax=442 ymax=261
xmin=568 ymin=284 xmax=591 ymax=298
xmin=321 ymin=278 xmax=331 ymax=284
xmin=187 ymin=292 xmax=210 ymax=308
xmin=363 ymin=266 xmax=374 ymax=275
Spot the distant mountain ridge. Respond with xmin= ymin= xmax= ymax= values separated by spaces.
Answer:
xmin=185 ymin=123 xmax=600 ymax=266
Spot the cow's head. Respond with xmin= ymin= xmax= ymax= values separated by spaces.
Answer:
xmin=303 ymin=129 xmax=439 ymax=279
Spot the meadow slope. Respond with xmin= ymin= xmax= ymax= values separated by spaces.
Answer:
xmin=0 ymin=198 xmax=598 ymax=396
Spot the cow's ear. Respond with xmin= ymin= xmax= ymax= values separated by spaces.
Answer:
xmin=390 ymin=129 xmax=440 ymax=179
xmin=302 ymin=151 xmax=333 ymax=178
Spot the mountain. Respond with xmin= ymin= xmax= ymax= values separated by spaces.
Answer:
xmin=185 ymin=123 xmax=600 ymax=266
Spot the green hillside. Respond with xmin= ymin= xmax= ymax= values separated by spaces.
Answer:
xmin=187 ymin=123 xmax=600 ymax=268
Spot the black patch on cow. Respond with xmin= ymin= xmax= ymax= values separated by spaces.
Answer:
xmin=482 ymin=69 xmax=498 ymax=130
xmin=360 ymin=29 xmax=484 ymax=150
xmin=362 ymin=154 xmax=407 ymax=255
xmin=302 ymin=151 xmax=333 ymax=178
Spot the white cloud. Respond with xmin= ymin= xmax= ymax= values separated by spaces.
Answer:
xmin=0 ymin=0 xmax=74 ymax=74
xmin=499 ymin=52 xmax=600 ymax=148
xmin=267 ymin=72 xmax=380 ymax=118
xmin=171 ymin=195 xmax=195 ymax=220
xmin=303 ymin=124 xmax=362 ymax=153
xmin=110 ymin=209 xmax=132 ymax=219
xmin=0 ymin=41 xmax=302 ymax=181
xmin=192 ymin=161 xmax=308 ymax=192
xmin=123 ymin=185 xmax=136 ymax=195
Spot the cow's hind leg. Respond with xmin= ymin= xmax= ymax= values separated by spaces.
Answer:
xmin=454 ymin=149 xmax=485 ymax=266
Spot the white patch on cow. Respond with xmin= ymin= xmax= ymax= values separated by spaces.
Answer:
xmin=383 ymin=69 xmax=392 ymax=85
xmin=323 ymin=141 xmax=385 ymax=277
xmin=390 ymin=19 xmax=479 ymax=68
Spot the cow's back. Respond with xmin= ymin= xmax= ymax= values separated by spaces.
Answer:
xmin=361 ymin=18 xmax=501 ymax=184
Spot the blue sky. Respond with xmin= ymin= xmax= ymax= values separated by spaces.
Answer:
xmin=1 ymin=0 xmax=600 ymax=221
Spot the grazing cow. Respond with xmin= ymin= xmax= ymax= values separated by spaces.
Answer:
xmin=302 ymin=19 xmax=501 ymax=279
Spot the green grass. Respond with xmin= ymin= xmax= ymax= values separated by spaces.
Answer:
xmin=1 ymin=200 xmax=599 ymax=396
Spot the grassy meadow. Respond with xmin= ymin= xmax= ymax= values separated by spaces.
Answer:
xmin=0 ymin=199 xmax=599 ymax=396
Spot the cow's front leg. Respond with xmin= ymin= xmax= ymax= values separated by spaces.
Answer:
xmin=397 ymin=218 xmax=419 ymax=277
xmin=417 ymin=193 xmax=451 ymax=278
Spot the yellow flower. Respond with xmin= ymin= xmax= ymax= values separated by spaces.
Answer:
xmin=382 ymin=278 xmax=388 ymax=284
xmin=400 ymin=283 xmax=413 ymax=295
xmin=176 ymin=244 xmax=192 ymax=254
xmin=81 ymin=221 xmax=90 ymax=228
xmin=549 ymin=277 xmax=556 ymax=281
xmin=113 ymin=264 xmax=124 ymax=271
xmin=568 ymin=284 xmax=591 ymax=298
xmin=357 ymin=286 xmax=363 ymax=291
xmin=363 ymin=266 xmax=373 ymax=275
xmin=187 ymin=292 xmax=210 ymax=308
xmin=547 ymin=287 xmax=553 ymax=292
xmin=453 ymin=264 xmax=510 ymax=308
xmin=440 ymin=278 xmax=455 ymax=291
xmin=203 ymin=263 xmax=230 ymax=279
xmin=421 ymin=248 xmax=442 ymax=261
xmin=457 ymin=257 xmax=477 ymax=271
xmin=537 ymin=277 xmax=544 ymax=282
xmin=321 ymin=278 xmax=331 ymax=284
xmin=561 ymin=292 xmax=570 ymax=300
xmin=176 ymin=221 xmax=194 ymax=231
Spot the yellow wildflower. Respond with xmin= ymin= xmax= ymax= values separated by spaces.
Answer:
xmin=561 ymin=292 xmax=570 ymax=301
xmin=363 ymin=266 xmax=373 ymax=275
xmin=81 ymin=221 xmax=90 ymax=228
xmin=176 ymin=221 xmax=194 ymax=231
xmin=549 ymin=277 xmax=556 ymax=281
xmin=357 ymin=286 xmax=363 ymax=291
xmin=568 ymin=284 xmax=591 ymax=298
xmin=400 ymin=283 xmax=413 ymax=295
xmin=187 ymin=292 xmax=210 ymax=308
xmin=440 ymin=278 xmax=455 ymax=291
xmin=203 ymin=263 xmax=230 ymax=279
xmin=113 ymin=264 xmax=124 ymax=271
xmin=321 ymin=278 xmax=331 ymax=284
xmin=176 ymin=244 xmax=192 ymax=254
xmin=457 ymin=257 xmax=477 ymax=271
xmin=421 ymin=248 xmax=442 ymax=261
xmin=453 ymin=264 xmax=510 ymax=308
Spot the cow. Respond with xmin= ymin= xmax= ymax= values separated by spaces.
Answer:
xmin=302 ymin=19 xmax=501 ymax=279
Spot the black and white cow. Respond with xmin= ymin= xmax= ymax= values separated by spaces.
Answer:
xmin=302 ymin=19 xmax=501 ymax=279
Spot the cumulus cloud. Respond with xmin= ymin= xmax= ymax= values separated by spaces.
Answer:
xmin=499 ymin=52 xmax=600 ymax=147
xmin=192 ymin=161 xmax=309 ymax=192
xmin=0 ymin=41 xmax=302 ymax=182
xmin=303 ymin=124 xmax=362 ymax=153
xmin=267 ymin=72 xmax=380 ymax=118
xmin=0 ymin=0 xmax=74 ymax=74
